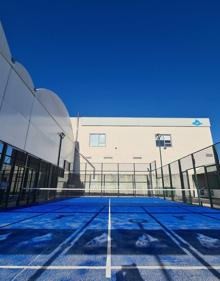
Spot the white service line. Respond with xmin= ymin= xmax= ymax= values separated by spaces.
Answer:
xmin=106 ymin=199 xmax=111 ymax=279
xmin=1 ymin=265 xmax=220 ymax=270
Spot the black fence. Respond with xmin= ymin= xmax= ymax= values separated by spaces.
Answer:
xmin=0 ymin=140 xmax=64 ymax=209
xmin=1 ymin=138 xmax=220 ymax=210
xmin=70 ymin=142 xmax=220 ymax=209
xmin=151 ymin=142 xmax=220 ymax=209
xmin=70 ymin=162 xmax=151 ymax=196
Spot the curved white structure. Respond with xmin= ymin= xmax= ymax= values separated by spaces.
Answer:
xmin=0 ymin=22 xmax=74 ymax=167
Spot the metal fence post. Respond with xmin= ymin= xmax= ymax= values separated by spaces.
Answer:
xmin=5 ymin=150 xmax=17 ymax=208
xmin=117 ymin=163 xmax=120 ymax=196
xmin=33 ymin=160 xmax=41 ymax=203
xmin=84 ymin=163 xmax=87 ymax=190
xmin=161 ymin=165 xmax=165 ymax=200
xmin=103 ymin=174 xmax=106 ymax=195
xmin=212 ymin=144 xmax=220 ymax=186
xmin=0 ymin=143 xmax=7 ymax=206
xmin=16 ymin=154 xmax=28 ymax=207
xmin=89 ymin=174 xmax=91 ymax=195
xmin=0 ymin=142 xmax=7 ymax=174
xmin=168 ymin=164 xmax=174 ymax=201
xmin=148 ymin=163 xmax=153 ymax=197
xmin=204 ymin=166 xmax=213 ymax=208
xmin=101 ymin=163 xmax=103 ymax=196
xmin=178 ymin=160 xmax=187 ymax=203
xmin=186 ymin=170 xmax=192 ymax=204
xmin=133 ymin=163 xmax=136 ymax=196
xmin=191 ymin=154 xmax=202 ymax=206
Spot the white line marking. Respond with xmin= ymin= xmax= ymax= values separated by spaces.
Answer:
xmin=0 ymin=265 xmax=105 ymax=270
xmin=1 ymin=265 xmax=220 ymax=270
xmin=10 ymin=207 xmax=104 ymax=281
xmin=106 ymin=199 xmax=111 ymax=278
xmin=116 ymin=265 xmax=220 ymax=270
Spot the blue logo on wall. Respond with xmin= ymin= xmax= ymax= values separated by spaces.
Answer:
xmin=192 ymin=120 xmax=202 ymax=126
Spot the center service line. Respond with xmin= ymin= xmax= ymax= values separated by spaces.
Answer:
xmin=106 ymin=199 xmax=112 ymax=279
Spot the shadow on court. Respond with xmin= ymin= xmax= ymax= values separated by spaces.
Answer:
xmin=176 ymin=229 xmax=220 ymax=255
xmin=0 ymin=229 xmax=74 ymax=255
xmin=116 ymin=264 xmax=144 ymax=281
xmin=67 ymin=229 xmax=184 ymax=255
xmin=1 ymin=197 xmax=220 ymax=280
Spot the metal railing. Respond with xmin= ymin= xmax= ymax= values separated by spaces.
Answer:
xmin=151 ymin=142 xmax=220 ymax=209
xmin=70 ymin=160 xmax=152 ymax=196
xmin=70 ymin=142 xmax=220 ymax=209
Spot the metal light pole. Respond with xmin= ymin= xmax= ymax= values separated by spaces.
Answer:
xmin=57 ymin=132 xmax=65 ymax=167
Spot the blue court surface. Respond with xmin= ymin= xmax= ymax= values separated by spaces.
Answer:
xmin=0 ymin=197 xmax=220 ymax=281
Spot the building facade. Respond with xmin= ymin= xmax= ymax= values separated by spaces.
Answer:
xmin=0 ymin=22 xmax=75 ymax=208
xmin=0 ymin=23 xmax=75 ymax=168
xmin=71 ymin=117 xmax=213 ymax=167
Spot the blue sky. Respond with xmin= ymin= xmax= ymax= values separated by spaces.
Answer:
xmin=1 ymin=0 xmax=220 ymax=142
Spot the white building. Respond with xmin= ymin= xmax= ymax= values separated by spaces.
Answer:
xmin=0 ymin=22 xmax=75 ymax=168
xmin=71 ymin=117 xmax=213 ymax=166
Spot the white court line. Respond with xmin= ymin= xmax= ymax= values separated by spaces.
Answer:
xmin=106 ymin=199 xmax=111 ymax=278
xmin=1 ymin=265 xmax=220 ymax=270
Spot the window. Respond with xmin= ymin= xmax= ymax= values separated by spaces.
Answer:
xmin=89 ymin=134 xmax=106 ymax=147
xmin=155 ymin=134 xmax=172 ymax=147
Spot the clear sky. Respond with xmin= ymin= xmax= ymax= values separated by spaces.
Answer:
xmin=1 ymin=0 xmax=220 ymax=142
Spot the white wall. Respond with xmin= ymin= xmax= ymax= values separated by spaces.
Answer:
xmin=71 ymin=117 xmax=213 ymax=166
xmin=0 ymin=23 xmax=75 ymax=167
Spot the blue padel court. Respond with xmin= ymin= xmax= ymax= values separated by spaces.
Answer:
xmin=0 ymin=197 xmax=220 ymax=281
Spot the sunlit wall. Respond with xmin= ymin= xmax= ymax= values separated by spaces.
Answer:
xmin=0 ymin=23 xmax=75 ymax=167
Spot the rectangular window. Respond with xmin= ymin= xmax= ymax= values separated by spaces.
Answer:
xmin=89 ymin=134 xmax=106 ymax=147
xmin=155 ymin=134 xmax=172 ymax=147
